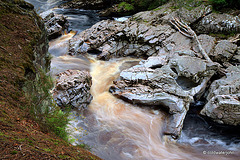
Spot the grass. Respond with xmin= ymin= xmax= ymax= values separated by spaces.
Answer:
xmin=0 ymin=0 xmax=101 ymax=159
xmin=78 ymin=143 xmax=92 ymax=151
xmin=23 ymin=69 xmax=70 ymax=141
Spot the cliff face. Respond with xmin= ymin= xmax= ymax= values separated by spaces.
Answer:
xmin=0 ymin=1 xmax=101 ymax=159
xmin=0 ymin=0 xmax=50 ymax=107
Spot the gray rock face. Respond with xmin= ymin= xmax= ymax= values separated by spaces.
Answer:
xmin=193 ymin=34 xmax=216 ymax=58
xmin=40 ymin=12 xmax=69 ymax=40
xmin=53 ymin=70 xmax=92 ymax=109
xmin=201 ymin=66 xmax=240 ymax=126
xmin=111 ymin=55 xmax=218 ymax=138
xmin=68 ymin=19 xmax=176 ymax=60
xmin=232 ymin=47 xmax=240 ymax=63
xmin=210 ymin=40 xmax=238 ymax=63
xmin=193 ymin=13 xmax=240 ymax=34
xmin=67 ymin=2 xmax=216 ymax=61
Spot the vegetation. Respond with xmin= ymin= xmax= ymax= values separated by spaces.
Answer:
xmin=0 ymin=0 xmax=101 ymax=159
xmin=117 ymin=0 xmax=169 ymax=12
xmin=209 ymin=0 xmax=240 ymax=10
xmin=132 ymin=0 xmax=169 ymax=10
xmin=24 ymin=69 xmax=70 ymax=141
xmin=118 ymin=2 xmax=135 ymax=11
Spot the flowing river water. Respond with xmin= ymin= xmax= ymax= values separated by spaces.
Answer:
xmin=26 ymin=0 xmax=240 ymax=159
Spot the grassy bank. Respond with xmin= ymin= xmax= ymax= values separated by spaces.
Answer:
xmin=0 ymin=0 xmax=101 ymax=159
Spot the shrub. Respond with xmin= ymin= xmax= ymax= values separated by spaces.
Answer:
xmin=118 ymin=2 xmax=135 ymax=11
xmin=24 ymin=69 xmax=69 ymax=141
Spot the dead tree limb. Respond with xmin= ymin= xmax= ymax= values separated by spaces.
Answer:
xmin=169 ymin=17 xmax=213 ymax=63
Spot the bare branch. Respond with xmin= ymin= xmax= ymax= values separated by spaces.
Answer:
xmin=170 ymin=17 xmax=213 ymax=63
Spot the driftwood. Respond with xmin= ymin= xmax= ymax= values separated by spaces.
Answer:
xmin=169 ymin=17 xmax=213 ymax=63
xmin=229 ymin=33 xmax=240 ymax=43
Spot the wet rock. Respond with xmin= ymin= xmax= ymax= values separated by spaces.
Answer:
xmin=68 ymin=19 xmax=176 ymax=60
xmin=201 ymin=66 xmax=240 ymax=126
xmin=210 ymin=40 xmax=237 ymax=64
xmin=65 ymin=0 xmax=240 ymax=138
xmin=40 ymin=11 xmax=69 ymax=40
xmin=53 ymin=70 xmax=92 ymax=109
xmin=193 ymin=13 xmax=240 ymax=34
xmin=67 ymin=2 xmax=217 ymax=61
xmin=111 ymin=55 xmax=218 ymax=138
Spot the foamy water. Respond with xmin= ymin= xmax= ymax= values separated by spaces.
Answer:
xmin=66 ymin=59 xmax=239 ymax=160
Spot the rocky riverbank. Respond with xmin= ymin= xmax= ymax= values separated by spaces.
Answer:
xmin=0 ymin=0 xmax=101 ymax=159
xmin=55 ymin=0 xmax=240 ymax=139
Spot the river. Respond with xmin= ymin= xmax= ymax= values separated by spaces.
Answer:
xmin=25 ymin=0 xmax=240 ymax=159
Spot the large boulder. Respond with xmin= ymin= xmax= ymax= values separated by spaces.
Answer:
xmin=201 ymin=66 xmax=240 ymax=125
xmin=192 ymin=12 xmax=240 ymax=34
xmin=53 ymin=70 xmax=92 ymax=109
xmin=40 ymin=11 xmax=69 ymax=40
xmin=110 ymin=55 xmax=218 ymax=138
xmin=210 ymin=40 xmax=238 ymax=64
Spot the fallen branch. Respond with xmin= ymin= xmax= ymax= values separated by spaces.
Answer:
xmin=229 ymin=33 xmax=240 ymax=43
xmin=170 ymin=17 xmax=213 ymax=63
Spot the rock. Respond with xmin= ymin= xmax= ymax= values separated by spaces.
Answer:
xmin=232 ymin=47 xmax=240 ymax=64
xmin=210 ymin=40 xmax=237 ymax=63
xmin=68 ymin=19 xmax=176 ymax=60
xmin=193 ymin=34 xmax=216 ymax=58
xmin=64 ymin=0 xmax=240 ymax=138
xmin=67 ymin=2 xmax=217 ymax=61
xmin=40 ymin=12 xmax=69 ymax=40
xmin=201 ymin=66 xmax=240 ymax=126
xmin=110 ymin=55 xmax=218 ymax=138
xmin=193 ymin=12 xmax=240 ymax=34
xmin=53 ymin=70 xmax=92 ymax=109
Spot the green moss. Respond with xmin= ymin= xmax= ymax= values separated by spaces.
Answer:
xmin=24 ymin=69 xmax=70 ymax=141
xmin=209 ymin=32 xmax=238 ymax=39
xmin=43 ymin=148 xmax=52 ymax=152
xmin=118 ymin=2 xmax=134 ymax=11
xmin=10 ymin=150 xmax=18 ymax=155
xmin=153 ymin=7 xmax=163 ymax=11
xmin=58 ymin=155 xmax=71 ymax=159
xmin=77 ymin=143 xmax=91 ymax=151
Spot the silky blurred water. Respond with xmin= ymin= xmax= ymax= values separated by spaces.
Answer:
xmin=26 ymin=0 xmax=240 ymax=159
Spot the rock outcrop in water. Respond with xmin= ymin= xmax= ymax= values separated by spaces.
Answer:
xmin=64 ymin=1 xmax=240 ymax=138
xmin=53 ymin=70 xmax=92 ymax=109
xmin=201 ymin=66 xmax=240 ymax=126
xmin=110 ymin=55 xmax=218 ymax=138
xmin=40 ymin=11 xmax=69 ymax=40
xmin=68 ymin=2 xmax=213 ymax=60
